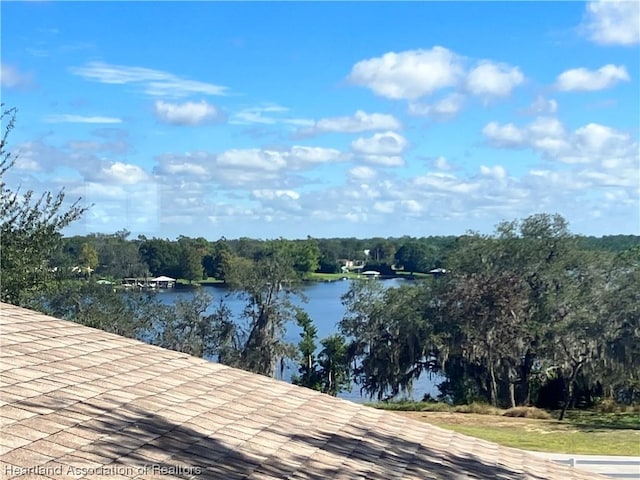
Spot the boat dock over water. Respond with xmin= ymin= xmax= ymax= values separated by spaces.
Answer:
xmin=122 ymin=276 xmax=176 ymax=289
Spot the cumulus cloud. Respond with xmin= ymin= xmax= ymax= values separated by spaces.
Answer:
xmin=154 ymin=100 xmax=224 ymax=125
xmin=298 ymin=110 xmax=402 ymax=137
xmin=348 ymin=48 xmax=524 ymax=111
xmin=154 ymin=145 xmax=349 ymax=189
xmin=359 ymin=155 xmax=404 ymax=167
xmin=91 ymin=162 xmax=151 ymax=184
xmin=0 ymin=63 xmax=33 ymax=88
xmin=351 ymin=131 xmax=407 ymax=156
xmin=288 ymin=146 xmax=346 ymax=167
xmin=70 ymin=61 xmax=229 ymax=97
xmin=479 ymin=165 xmax=507 ymax=180
xmin=252 ymin=189 xmax=300 ymax=201
xmin=432 ymin=156 xmax=456 ymax=171
xmin=556 ymin=64 xmax=630 ymax=91
xmin=347 ymin=47 xmax=464 ymax=100
xmin=466 ymin=61 xmax=524 ymax=97
xmin=408 ymin=93 xmax=465 ymax=119
xmin=217 ymin=149 xmax=288 ymax=172
xmin=482 ymin=122 xmax=527 ymax=147
xmin=348 ymin=166 xmax=378 ymax=181
xmin=581 ymin=0 xmax=640 ymax=46
xmin=44 ymin=114 xmax=123 ymax=124
xmin=483 ymin=117 xmax=638 ymax=169
xmin=526 ymin=95 xmax=558 ymax=114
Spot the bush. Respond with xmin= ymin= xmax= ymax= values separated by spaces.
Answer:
xmin=503 ymin=407 xmax=552 ymax=419
xmin=596 ymin=399 xmax=640 ymax=414
xmin=454 ymin=402 xmax=502 ymax=415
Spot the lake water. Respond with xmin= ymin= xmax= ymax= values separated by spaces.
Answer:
xmin=156 ymin=278 xmax=440 ymax=403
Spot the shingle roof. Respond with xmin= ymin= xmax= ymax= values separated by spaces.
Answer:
xmin=0 ymin=302 xmax=604 ymax=480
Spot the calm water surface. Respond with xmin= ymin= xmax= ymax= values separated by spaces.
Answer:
xmin=157 ymin=279 xmax=440 ymax=403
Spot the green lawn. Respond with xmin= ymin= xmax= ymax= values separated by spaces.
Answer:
xmin=374 ymin=402 xmax=640 ymax=456
xmin=307 ymin=272 xmax=360 ymax=281
xmin=435 ymin=422 xmax=639 ymax=455
xmin=176 ymin=277 xmax=224 ymax=285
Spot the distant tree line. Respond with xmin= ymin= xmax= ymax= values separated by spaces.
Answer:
xmin=50 ymin=230 xmax=638 ymax=286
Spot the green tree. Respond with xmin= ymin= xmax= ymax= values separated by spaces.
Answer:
xmin=179 ymin=245 xmax=204 ymax=283
xmin=340 ymin=280 xmax=430 ymax=400
xmin=1 ymin=106 xmax=87 ymax=305
xmin=394 ymin=240 xmax=435 ymax=274
xmin=203 ymin=239 xmax=234 ymax=281
xmin=36 ymin=280 xmax=159 ymax=340
xmin=78 ymin=242 xmax=99 ymax=274
xmin=292 ymin=309 xmax=322 ymax=391
xmin=138 ymin=238 xmax=181 ymax=277
xmin=318 ymin=334 xmax=351 ymax=396
xmin=225 ymin=240 xmax=300 ymax=376
xmin=292 ymin=238 xmax=321 ymax=275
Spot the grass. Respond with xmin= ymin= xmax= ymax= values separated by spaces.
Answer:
xmin=307 ymin=272 xmax=360 ymax=281
xmin=176 ymin=277 xmax=224 ymax=285
xmin=371 ymin=401 xmax=640 ymax=455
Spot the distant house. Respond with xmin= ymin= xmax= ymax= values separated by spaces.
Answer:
xmin=72 ymin=265 xmax=94 ymax=275
xmin=338 ymin=259 xmax=365 ymax=272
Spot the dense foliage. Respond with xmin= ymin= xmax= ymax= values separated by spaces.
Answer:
xmin=1 ymin=107 xmax=87 ymax=304
xmin=339 ymin=214 xmax=639 ymax=414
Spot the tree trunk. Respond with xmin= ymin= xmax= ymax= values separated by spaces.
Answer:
xmin=559 ymin=363 xmax=582 ymax=421
xmin=489 ymin=361 xmax=498 ymax=407
xmin=509 ymin=382 xmax=516 ymax=409
xmin=521 ymin=350 xmax=534 ymax=406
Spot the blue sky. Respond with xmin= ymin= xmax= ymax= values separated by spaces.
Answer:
xmin=2 ymin=1 xmax=638 ymax=239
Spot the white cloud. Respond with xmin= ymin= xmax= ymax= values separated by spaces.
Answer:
xmin=300 ymin=110 xmax=402 ymax=136
xmin=70 ymin=61 xmax=229 ymax=97
xmin=0 ymin=63 xmax=32 ymax=88
xmin=556 ymin=64 xmax=630 ymax=91
xmin=432 ymin=156 xmax=455 ymax=171
xmin=466 ymin=61 xmax=524 ymax=97
xmin=252 ymin=189 xmax=300 ymax=200
xmin=348 ymin=166 xmax=378 ymax=181
xmin=480 ymin=165 xmax=507 ymax=180
xmin=288 ymin=146 xmax=347 ymax=167
xmin=92 ymin=162 xmax=150 ymax=184
xmin=164 ymin=162 xmax=209 ymax=176
xmin=154 ymin=145 xmax=348 ymax=190
xmin=154 ymin=100 xmax=223 ymax=126
xmin=408 ymin=93 xmax=465 ymax=119
xmin=44 ymin=114 xmax=123 ymax=124
xmin=351 ymin=131 xmax=407 ymax=156
xmin=348 ymin=48 xmax=524 ymax=106
xmin=359 ymin=155 xmax=404 ymax=167
xmin=582 ymin=0 xmax=640 ymax=46
xmin=347 ymin=47 xmax=464 ymax=100
xmin=483 ymin=117 xmax=638 ymax=172
xmin=230 ymin=104 xmax=312 ymax=127
xmin=231 ymin=105 xmax=287 ymax=125
xmin=482 ymin=122 xmax=526 ymax=147
xmin=217 ymin=149 xmax=288 ymax=172
xmin=413 ymin=172 xmax=480 ymax=195
xmin=527 ymin=95 xmax=558 ymax=114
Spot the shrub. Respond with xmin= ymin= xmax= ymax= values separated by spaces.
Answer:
xmin=503 ymin=407 xmax=552 ymax=419
xmin=454 ymin=402 xmax=502 ymax=415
